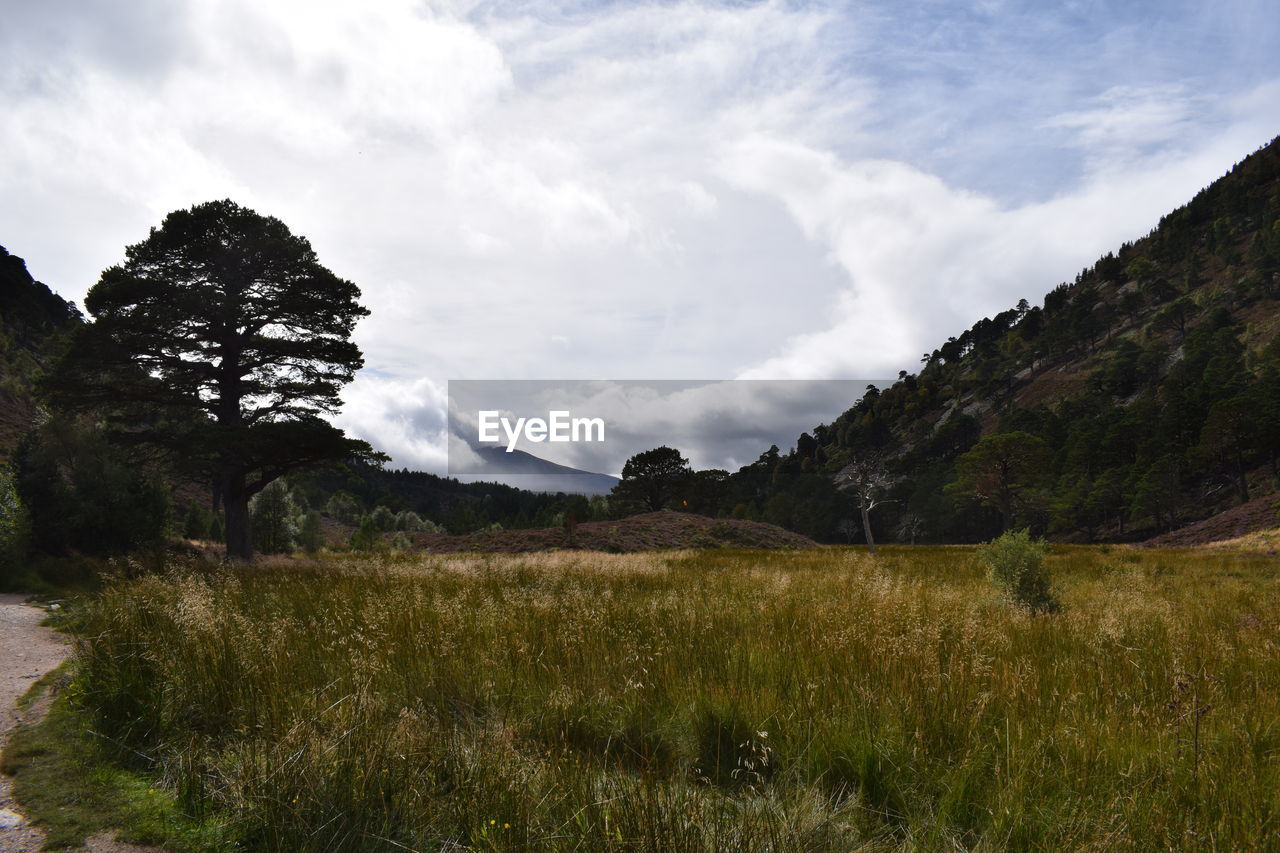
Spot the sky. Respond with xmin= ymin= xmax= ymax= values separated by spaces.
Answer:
xmin=2 ymin=0 xmax=1278 ymax=473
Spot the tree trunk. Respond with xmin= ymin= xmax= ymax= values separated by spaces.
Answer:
xmin=1234 ymin=452 xmax=1249 ymax=503
xmin=223 ymin=473 xmax=253 ymax=561
xmin=860 ymin=505 xmax=877 ymax=556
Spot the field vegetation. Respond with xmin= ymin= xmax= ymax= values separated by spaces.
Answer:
xmin=55 ymin=545 xmax=1280 ymax=850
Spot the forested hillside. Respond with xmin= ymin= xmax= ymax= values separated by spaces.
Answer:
xmin=726 ymin=135 xmax=1280 ymax=543
xmin=0 ymin=246 xmax=80 ymax=460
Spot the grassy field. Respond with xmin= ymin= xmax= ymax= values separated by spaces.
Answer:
xmin=56 ymin=545 xmax=1280 ymax=851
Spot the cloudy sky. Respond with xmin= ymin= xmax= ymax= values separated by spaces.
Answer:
xmin=2 ymin=0 xmax=1278 ymax=473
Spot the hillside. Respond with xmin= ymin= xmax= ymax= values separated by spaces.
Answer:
xmin=0 ymin=246 xmax=79 ymax=460
xmin=735 ymin=135 xmax=1280 ymax=544
xmin=291 ymin=459 xmax=603 ymax=534
xmin=1139 ymin=492 xmax=1280 ymax=548
xmin=408 ymin=510 xmax=818 ymax=553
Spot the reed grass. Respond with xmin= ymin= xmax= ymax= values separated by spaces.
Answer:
xmin=72 ymin=545 xmax=1280 ymax=851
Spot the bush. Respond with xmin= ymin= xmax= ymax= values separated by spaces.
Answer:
xmin=297 ymin=510 xmax=324 ymax=554
xmin=0 ymin=469 xmax=31 ymax=585
xmin=349 ymin=515 xmax=379 ymax=552
xmin=324 ymin=491 xmax=362 ymax=525
xmin=13 ymin=420 xmax=170 ymax=557
xmin=369 ymin=505 xmax=396 ymax=531
xmin=250 ymin=481 xmax=298 ymax=555
xmin=979 ymin=528 xmax=1059 ymax=613
xmin=180 ymin=500 xmax=215 ymax=541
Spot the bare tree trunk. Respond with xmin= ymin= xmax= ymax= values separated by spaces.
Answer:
xmin=860 ymin=505 xmax=877 ymax=556
xmin=223 ymin=472 xmax=253 ymax=561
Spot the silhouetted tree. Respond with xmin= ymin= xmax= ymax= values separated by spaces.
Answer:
xmin=48 ymin=200 xmax=380 ymax=559
xmin=298 ymin=510 xmax=324 ymax=554
xmin=612 ymin=446 xmax=691 ymax=512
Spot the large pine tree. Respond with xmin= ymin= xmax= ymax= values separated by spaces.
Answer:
xmin=50 ymin=200 xmax=380 ymax=559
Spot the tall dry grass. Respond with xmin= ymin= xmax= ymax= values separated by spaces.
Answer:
xmin=74 ymin=546 xmax=1280 ymax=851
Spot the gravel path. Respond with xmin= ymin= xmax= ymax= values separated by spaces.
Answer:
xmin=0 ymin=593 xmax=162 ymax=853
xmin=0 ymin=592 xmax=70 ymax=852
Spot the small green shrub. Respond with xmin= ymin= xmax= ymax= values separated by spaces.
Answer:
xmin=979 ymin=528 xmax=1059 ymax=613
xmin=179 ymin=500 xmax=215 ymax=541
xmin=249 ymin=480 xmax=298 ymax=555
xmin=349 ymin=515 xmax=379 ymax=552
xmin=297 ymin=510 xmax=324 ymax=554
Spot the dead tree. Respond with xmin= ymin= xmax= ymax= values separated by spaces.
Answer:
xmin=836 ymin=452 xmax=894 ymax=556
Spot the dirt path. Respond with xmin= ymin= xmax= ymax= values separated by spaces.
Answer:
xmin=0 ymin=594 xmax=162 ymax=853
xmin=0 ymin=592 xmax=72 ymax=851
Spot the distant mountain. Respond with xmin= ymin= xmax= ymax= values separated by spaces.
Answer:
xmin=728 ymin=134 xmax=1280 ymax=544
xmin=459 ymin=445 xmax=620 ymax=496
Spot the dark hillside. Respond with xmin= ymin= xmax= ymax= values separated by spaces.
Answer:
xmin=290 ymin=460 xmax=588 ymax=534
xmin=0 ymin=246 xmax=80 ymax=460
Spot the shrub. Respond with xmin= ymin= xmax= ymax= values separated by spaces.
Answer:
xmin=349 ymin=515 xmax=379 ymax=552
xmin=369 ymin=504 xmax=396 ymax=531
xmin=180 ymin=500 xmax=215 ymax=541
xmin=13 ymin=420 xmax=170 ymax=557
xmin=323 ymin=491 xmax=362 ymax=524
xmin=979 ymin=528 xmax=1059 ymax=613
xmin=394 ymin=510 xmax=446 ymax=533
xmin=250 ymin=481 xmax=298 ymax=555
xmin=297 ymin=510 xmax=324 ymax=554
xmin=0 ymin=469 xmax=31 ymax=584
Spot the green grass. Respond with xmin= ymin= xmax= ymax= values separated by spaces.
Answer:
xmin=1 ymin=662 xmax=233 ymax=851
xmin=50 ymin=545 xmax=1280 ymax=850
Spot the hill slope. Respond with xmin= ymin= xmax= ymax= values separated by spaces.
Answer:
xmin=409 ymin=510 xmax=818 ymax=553
xmin=0 ymin=246 xmax=79 ymax=460
xmin=741 ymin=135 xmax=1280 ymax=544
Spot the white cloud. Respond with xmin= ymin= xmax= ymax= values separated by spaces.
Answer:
xmin=727 ymin=81 xmax=1280 ymax=380
xmin=0 ymin=1 xmax=1277 ymax=471
xmin=1044 ymin=85 xmax=1198 ymax=167
xmin=335 ymin=376 xmax=451 ymax=472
